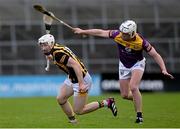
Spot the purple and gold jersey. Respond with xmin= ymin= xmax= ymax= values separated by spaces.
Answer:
xmin=50 ymin=43 xmax=87 ymax=83
xmin=109 ymin=30 xmax=152 ymax=68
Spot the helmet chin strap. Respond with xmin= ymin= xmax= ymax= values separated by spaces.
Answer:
xmin=45 ymin=58 xmax=50 ymax=71
xmin=45 ymin=55 xmax=52 ymax=71
xmin=44 ymin=47 xmax=51 ymax=71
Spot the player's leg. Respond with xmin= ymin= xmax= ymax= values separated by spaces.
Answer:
xmin=73 ymin=93 xmax=95 ymax=115
xmin=119 ymin=61 xmax=133 ymax=100
xmin=129 ymin=58 xmax=146 ymax=123
xmin=73 ymin=73 xmax=117 ymax=116
xmin=56 ymin=82 xmax=76 ymax=123
xmin=130 ymin=69 xmax=144 ymax=123
xmin=119 ymin=79 xmax=133 ymax=100
xmin=73 ymin=93 xmax=117 ymax=116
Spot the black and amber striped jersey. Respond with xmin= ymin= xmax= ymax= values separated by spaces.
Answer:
xmin=50 ymin=43 xmax=87 ymax=83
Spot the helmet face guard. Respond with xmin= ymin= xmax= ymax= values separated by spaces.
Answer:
xmin=119 ymin=20 xmax=137 ymax=38
xmin=38 ymin=34 xmax=55 ymax=46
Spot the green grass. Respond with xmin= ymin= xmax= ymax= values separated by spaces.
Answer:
xmin=0 ymin=92 xmax=180 ymax=128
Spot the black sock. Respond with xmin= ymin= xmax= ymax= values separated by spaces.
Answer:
xmin=98 ymin=101 xmax=104 ymax=108
xmin=137 ymin=112 xmax=142 ymax=118
xmin=68 ymin=116 xmax=76 ymax=120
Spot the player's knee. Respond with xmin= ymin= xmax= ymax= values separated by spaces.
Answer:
xmin=56 ymin=95 xmax=61 ymax=102
xmin=130 ymin=85 xmax=139 ymax=93
xmin=56 ymin=95 xmax=66 ymax=104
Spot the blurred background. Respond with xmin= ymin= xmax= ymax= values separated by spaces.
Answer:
xmin=0 ymin=0 xmax=180 ymax=97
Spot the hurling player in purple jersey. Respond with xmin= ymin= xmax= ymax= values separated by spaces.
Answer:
xmin=73 ymin=20 xmax=174 ymax=123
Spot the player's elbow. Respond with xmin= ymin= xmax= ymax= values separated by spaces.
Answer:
xmin=56 ymin=95 xmax=67 ymax=105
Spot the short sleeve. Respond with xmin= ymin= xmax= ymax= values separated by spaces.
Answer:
xmin=109 ymin=30 xmax=120 ymax=39
xmin=138 ymin=33 xmax=152 ymax=52
xmin=54 ymin=51 xmax=69 ymax=65
xmin=142 ymin=39 xmax=152 ymax=52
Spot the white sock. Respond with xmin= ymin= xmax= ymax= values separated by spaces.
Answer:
xmin=103 ymin=100 xmax=108 ymax=107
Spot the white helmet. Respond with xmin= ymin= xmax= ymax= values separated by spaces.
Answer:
xmin=38 ymin=34 xmax=55 ymax=45
xmin=119 ymin=20 xmax=137 ymax=38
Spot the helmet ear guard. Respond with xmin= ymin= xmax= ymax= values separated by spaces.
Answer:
xmin=119 ymin=20 xmax=137 ymax=38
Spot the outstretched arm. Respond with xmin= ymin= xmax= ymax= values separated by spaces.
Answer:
xmin=73 ymin=28 xmax=110 ymax=38
xmin=148 ymin=47 xmax=174 ymax=79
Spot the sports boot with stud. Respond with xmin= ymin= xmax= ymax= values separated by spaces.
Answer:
xmin=107 ymin=97 xmax=118 ymax=117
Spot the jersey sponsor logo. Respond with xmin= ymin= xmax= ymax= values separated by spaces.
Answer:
xmin=125 ymin=47 xmax=132 ymax=52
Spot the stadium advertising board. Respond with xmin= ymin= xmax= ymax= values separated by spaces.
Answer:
xmin=101 ymin=73 xmax=179 ymax=92
xmin=0 ymin=74 xmax=101 ymax=97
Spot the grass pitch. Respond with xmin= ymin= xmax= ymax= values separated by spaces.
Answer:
xmin=0 ymin=92 xmax=180 ymax=128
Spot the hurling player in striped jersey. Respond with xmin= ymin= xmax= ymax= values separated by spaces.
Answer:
xmin=37 ymin=33 xmax=117 ymax=124
xmin=74 ymin=20 xmax=174 ymax=123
